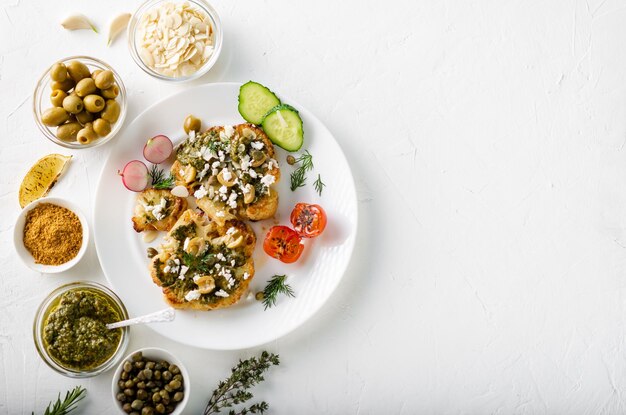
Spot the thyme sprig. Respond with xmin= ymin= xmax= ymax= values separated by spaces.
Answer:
xmin=261 ymin=275 xmax=295 ymax=310
xmin=204 ymin=351 xmax=280 ymax=415
xmin=35 ymin=386 xmax=86 ymax=415
xmin=289 ymin=151 xmax=314 ymax=191
xmin=313 ymin=174 xmax=325 ymax=196
xmin=149 ymin=164 xmax=175 ymax=189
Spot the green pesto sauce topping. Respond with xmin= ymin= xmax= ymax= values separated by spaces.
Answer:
xmin=43 ymin=289 xmax=123 ymax=371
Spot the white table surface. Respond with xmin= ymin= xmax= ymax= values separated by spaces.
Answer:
xmin=2 ymin=0 xmax=626 ymax=413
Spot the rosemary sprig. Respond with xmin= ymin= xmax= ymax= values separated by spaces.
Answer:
xmin=34 ymin=386 xmax=86 ymax=415
xmin=149 ymin=164 xmax=175 ymax=189
xmin=289 ymin=151 xmax=314 ymax=191
xmin=204 ymin=351 xmax=280 ymax=415
xmin=261 ymin=275 xmax=295 ymax=310
xmin=313 ymin=174 xmax=325 ymax=196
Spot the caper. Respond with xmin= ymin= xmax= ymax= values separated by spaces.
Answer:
xmin=91 ymin=69 xmax=102 ymax=80
xmin=155 ymin=404 xmax=165 ymax=414
xmin=75 ymin=110 xmax=94 ymax=126
xmin=255 ymin=291 xmax=264 ymax=301
xmin=94 ymin=69 xmax=114 ymax=89
xmin=62 ymin=95 xmax=84 ymax=114
xmin=41 ymin=107 xmax=69 ymax=126
xmin=147 ymin=247 xmax=158 ymax=258
xmin=130 ymin=412 xmax=140 ymax=415
xmin=168 ymin=364 xmax=180 ymax=374
xmin=75 ymin=77 xmax=97 ymax=97
xmin=50 ymin=89 xmax=67 ymax=107
xmin=146 ymin=381 xmax=156 ymax=388
xmin=172 ymin=374 xmax=182 ymax=382
xmin=101 ymin=99 xmax=121 ymax=122
xmin=116 ymin=392 xmax=127 ymax=402
xmin=123 ymin=361 xmax=133 ymax=372
xmin=124 ymin=388 xmax=135 ymax=397
xmin=66 ymin=60 xmax=91 ymax=82
xmin=136 ymin=389 xmax=148 ymax=400
xmin=162 ymin=371 xmax=172 ymax=381
xmin=51 ymin=78 xmax=75 ymax=92
xmin=131 ymin=400 xmax=144 ymax=410
xmin=168 ymin=379 xmax=181 ymax=390
xmin=123 ymin=403 xmax=132 ymax=413
xmin=155 ymin=362 xmax=163 ymax=370
xmin=101 ymin=84 xmax=120 ymax=99
xmin=143 ymin=368 xmax=153 ymax=380
xmin=77 ymin=123 xmax=97 ymax=145
xmin=119 ymin=380 xmax=126 ymax=389
xmin=173 ymin=392 xmax=184 ymax=402
xmin=50 ymin=63 xmax=68 ymax=82
xmin=136 ymin=381 xmax=146 ymax=390
xmin=56 ymin=122 xmax=81 ymax=141
xmin=286 ymin=155 xmax=296 ymax=165
xmin=164 ymin=385 xmax=172 ymax=393
xmin=152 ymin=392 xmax=161 ymax=403
xmin=154 ymin=370 xmax=161 ymax=380
xmin=83 ymin=94 xmax=105 ymax=112
xmin=146 ymin=361 xmax=155 ymax=370
xmin=135 ymin=360 xmax=146 ymax=369
xmin=183 ymin=114 xmax=201 ymax=134
xmin=159 ymin=390 xmax=169 ymax=400
xmin=142 ymin=407 xmax=155 ymax=415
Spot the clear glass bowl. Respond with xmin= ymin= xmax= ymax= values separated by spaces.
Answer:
xmin=33 ymin=281 xmax=130 ymax=378
xmin=32 ymin=56 xmax=127 ymax=149
xmin=127 ymin=0 xmax=223 ymax=82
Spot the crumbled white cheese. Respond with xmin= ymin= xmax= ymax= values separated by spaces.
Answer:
xmin=192 ymin=274 xmax=201 ymax=283
xmin=230 ymin=259 xmax=235 ymax=266
xmin=243 ymin=272 xmax=250 ymax=280
xmin=163 ymin=265 xmax=171 ymax=273
xmin=211 ymin=161 xmax=221 ymax=169
xmin=217 ymin=252 xmax=225 ymax=261
xmin=219 ymin=185 xmax=228 ymax=194
xmin=216 ymin=211 xmax=225 ymax=217
xmin=222 ymin=169 xmax=233 ymax=181
xmin=223 ymin=125 xmax=235 ymax=138
xmin=185 ymin=290 xmax=201 ymax=302
xmin=183 ymin=237 xmax=190 ymax=250
xmin=215 ymin=289 xmax=229 ymax=298
xmin=226 ymin=227 xmax=236 ymax=236
xmin=260 ymin=174 xmax=276 ymax=187
xmin=194 ymin=185 xmax=208 ymax=199
xmin=180 ymin=265 xmax=189 ymax=276
xmin=227 ymin=192 xmax=238 ymax=209
xmin=250 ymin=141 xmax=264 ymax=150
xmin=240 ymin=155 xmax=251 ymax=171
xmin=189 ymin=130 xmax=196 ymax=142
xmin=248 ymin=169 xmax=258 ymax=179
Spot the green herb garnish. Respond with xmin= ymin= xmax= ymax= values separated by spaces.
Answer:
xmin=182 ymin=250 xmax=216 ymax=274
xmin=204 ymin=351 xmax=279 ymax=415
xmin=313 ymin=174 xmax=325 ymax=196
xmin=289 ymin=151 xmax=314 ymax=191
xmin=35 ymin=386 xmax=86 ymax=415
xmin=149 ymin=164 xmax=175 ymax=189
xmin=261 ymin=275 xmax=295 ymax=310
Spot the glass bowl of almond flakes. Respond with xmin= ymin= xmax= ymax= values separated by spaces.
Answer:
xmin=128 ymin=0 xmax=223 ymax=82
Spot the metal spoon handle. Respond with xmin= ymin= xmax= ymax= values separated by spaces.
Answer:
xmin=107 ymin=307 xmax=176 ymax=330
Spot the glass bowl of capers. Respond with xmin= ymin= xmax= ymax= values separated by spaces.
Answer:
xmin=33 ymin=56 xmax=127 ymax=149
xmin=112 ymin=348 xmax=190 ymax=415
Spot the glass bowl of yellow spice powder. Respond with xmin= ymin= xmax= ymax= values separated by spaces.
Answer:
xmin=14 ymin=197 xmax=89 ymax=273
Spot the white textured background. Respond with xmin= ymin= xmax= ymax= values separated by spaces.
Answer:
xmin=2 ymin=0 xmax=626 ymax=413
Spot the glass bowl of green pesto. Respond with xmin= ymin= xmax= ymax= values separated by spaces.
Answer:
xmin=33 ymin=281 xmax=130 ymax=378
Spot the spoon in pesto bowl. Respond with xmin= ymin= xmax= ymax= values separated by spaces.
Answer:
xmin=106 ymin=307 xmax=176 ymax=330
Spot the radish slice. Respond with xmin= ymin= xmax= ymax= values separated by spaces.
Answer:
xmin=144 ymin=135 xmax=173 ymax=164
xmin=119 ymin=160 xmax=149 ymax=192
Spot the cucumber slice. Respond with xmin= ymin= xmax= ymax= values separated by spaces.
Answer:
xmin=238 ymin=81 xmax=281 ymax=125
xmin=262 ymin=104 xmax=304 ymax=151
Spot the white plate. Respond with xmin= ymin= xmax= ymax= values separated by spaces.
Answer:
xmin=94 ymin=82 xmax=357 ymax=350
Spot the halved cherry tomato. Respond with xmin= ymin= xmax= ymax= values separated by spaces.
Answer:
xmin=290 ymin=203 xmax=327 ymax=238
xmin=263 ymin=225 xmax=304 ymax=263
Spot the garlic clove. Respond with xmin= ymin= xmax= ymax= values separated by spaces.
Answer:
xmin=171 ymin=185 xmax=189 ymax=197
xmin=107 ymin=13 xmax=131 ymax=46
xmin=61 ymin=14 xmax=98 ymax=32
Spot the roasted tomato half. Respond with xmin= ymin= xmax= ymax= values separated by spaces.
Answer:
xmin=263 ymin=225 xmax=304 ymax=263
xmin=290 ymin=203 xmax=327 ymax=238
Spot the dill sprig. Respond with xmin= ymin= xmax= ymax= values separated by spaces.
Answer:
xmin=313 ymin=174 xmax=325 ymax=196
xmin=149 ymin=164 xmax=175 ymax=189
xmin=261 ymin=275 xmax=295 ymax=310
xmin=204 ymin=351 xmax=280 ymax=415
xmin=35 ymin=386 xmax=86 ymax=415
xmin=289 ymin=151 xmax=314 ymax=191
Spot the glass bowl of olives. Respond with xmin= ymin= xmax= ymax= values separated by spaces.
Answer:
xmin=112 ymin=348 xmax=190 ymax=415
xmin=33 ymin=281 xmax=130 ymax=378
xmin=33 ymin=56 xmax=127 ymax=149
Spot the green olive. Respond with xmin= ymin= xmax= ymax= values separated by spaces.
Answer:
xmin=93 ymin=118 xmax=111 ymax=137
xmin=77 ymin=123 xmax=97 ymax=145
xmin=91 ymin=69 xmax=102 ymax=80
xmin=75 ymin=78 xmax=97 ymax=97
xmin=51 ymin=78 xmax=75 ymax=92
xmin=50 ymin=89 xmax=67 ymax=107
xmin=41 ymin=107 xmax=69 ymax=126
xmin=101 ymin=85 xmax=120 ymax=99
xmin=183 ymin=115 xmax=201 ymax=134
xmin=101 ymin=99 xmax=121 ymax=123
xmin=83 ymin=94 xmax=105 ymax=113
xmin=50 ymin=63 xmax=68 ymax=82
xmin=62 ymin=95 xmax=84 ymax=114
xmin=66 ymin=60 xmax=91 ymax=82
xmin=75 ymin=110 xmax=94 ymax=125
xmin=95 ymin=70 xmax=115 ymax=89
xmin=56 ymin=122 xmax=82 ymax=141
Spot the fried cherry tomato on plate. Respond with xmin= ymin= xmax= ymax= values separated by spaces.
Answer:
xmin=290 ymin=203 xmax=327 ymax=238
xmin=263 ymin=225 xmax=304 ymax=263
